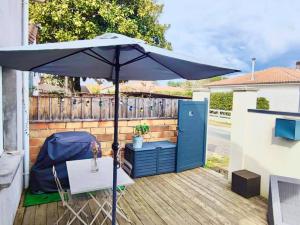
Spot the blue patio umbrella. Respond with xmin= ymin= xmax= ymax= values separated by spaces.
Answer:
xmin=0 ymin=33 xmax=239 ymax=225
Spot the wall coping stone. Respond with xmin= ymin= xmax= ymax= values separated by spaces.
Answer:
xmin=233 ymin=87 xmax=258 ymax=92
xmin=30 ymin=118 xmax=177 ymax=123
xmin=248 ymin=109 xmax=300 ymax=117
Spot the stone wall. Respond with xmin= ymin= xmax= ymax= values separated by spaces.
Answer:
xmin=29 ymin=119 xmax=177 ymax=163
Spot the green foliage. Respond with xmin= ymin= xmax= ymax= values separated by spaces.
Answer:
xmin=167 ymin=77 xmax=225 ymax=90
xmin=156 ymin=90 xmax=192 ymax=98
xmin=205 ymin=155 xmax=229 ymax=170
xmin=210 ymin=92 xmax=233 ymax=111
xmin=30 ymin=0 xmax=171 ymax=93
xmin=210 ymin=92 xmax=270 ymax=111
xmin=209 ymin=76 xmax=224 ymax=82
xmin=134 ymin=124 xmax=150 ymax=136
xmin=29 ymin=0 xmax=171 ymax=49
xmin=42 ymin=74 xmax=65 ymax=87
xmin=256 ymin=97 xmax=270 ymax=110
xmin=167 ymin=81 xmax=182 ymax=87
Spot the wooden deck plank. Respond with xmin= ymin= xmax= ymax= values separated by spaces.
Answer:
xmin=182 ymin=169 xmax=267 ymax=223
xmin=176 ymin=172 xmax=261 ymax=224
xmin=161 ymin=173 xmax=233 ymax=224
xmin=46 ymin=202 xmax=58 ymax=225
xmin=34 ymin=204 xmax=47 ymax=225
xmin=139 ymin=177 xmax=201 ymax=225
xmin=122 ymin=185 xmax=158 ymax=225
xmin=57 ymin=201 xmax=71 ymax=225
xmin=147 ymin=175 xmax=215 ymax=225
xmin=127 ymin=182 xmax=169 ymax=225
xmin=15 ymin=168 xmax=267 ymax=225
xmin=21 ymin=205 xmax=35 ymax=225
xmin=13 ymin=193 xmax=25 ymax=225
xmin=117 ymin=196 xmax=143 ymax=225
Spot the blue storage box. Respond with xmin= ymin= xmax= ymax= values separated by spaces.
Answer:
xmin=275 ymin=118 xmax=300 ymax=140
xmin=124 ymin=141 xmax=176 ymax=178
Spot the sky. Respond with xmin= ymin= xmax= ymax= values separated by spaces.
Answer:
xmin=159 ymin=0 xmax=300 ymax=75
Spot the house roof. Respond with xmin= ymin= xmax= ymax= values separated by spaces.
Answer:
xmin=206 ymin=67 xmax=300 ymax=87
xmin=102 ymin=81 xmax=185 ymax=93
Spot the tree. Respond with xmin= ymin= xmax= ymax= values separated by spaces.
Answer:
xmin=30 ymin=0 xmax=171 ymax=92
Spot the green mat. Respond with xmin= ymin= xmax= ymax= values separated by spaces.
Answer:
xmin=24 ymin=191 xmax=61 ymax=207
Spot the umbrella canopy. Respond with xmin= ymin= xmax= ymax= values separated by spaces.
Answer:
xmin=0 ymin=33 xmax=238 ymax=80
xmin=0 ymin=33 xmax=239 ymax=225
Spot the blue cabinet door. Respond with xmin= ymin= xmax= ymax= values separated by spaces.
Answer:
xmin=176 ymin=100 xmax=208 ymax=172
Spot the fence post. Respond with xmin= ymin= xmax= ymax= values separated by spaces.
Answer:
xmin=37 ymin=96 xmax=40 ymax=120
xmin=90 ymin=97 xmax=93 ymax=119
xmin=49 ymin=97 xmax=52 ymax=120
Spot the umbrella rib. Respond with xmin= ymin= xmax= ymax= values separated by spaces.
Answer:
xmin=88 ymin=49 xmax=114 ymax=66
xmin=83 ymin=51 xmax=114 ymax=66
xmin=29 ymin=49 xmax=86 ymax=71
xmin=131 ymin=45 xmax=186 ymax=79
xmin=120 ymin=53 xmax=149 ymax=67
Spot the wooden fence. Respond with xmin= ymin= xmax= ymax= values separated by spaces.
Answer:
xmin=30 ymin=96 xmax=179 ymax=122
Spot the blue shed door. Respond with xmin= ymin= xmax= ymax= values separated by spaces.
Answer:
xmin=176 ymin=100 xmax=208 ymax=172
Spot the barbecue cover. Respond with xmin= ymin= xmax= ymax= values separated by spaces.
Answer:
xmin=30 ymin=131 xmax=101 ymax=193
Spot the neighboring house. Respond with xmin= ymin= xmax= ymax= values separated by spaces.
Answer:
xmin=206 ymin=64 xmax=300 ymax=112
xmin=101 ymin=81 xmax=190 ymax=98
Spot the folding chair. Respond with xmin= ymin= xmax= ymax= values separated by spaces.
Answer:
xmin=52 ymin=166 xmax=89 ymax=225
xmin=88 ymin=158 xmax=133 ymax=225
xmin=101 ymin=159 xmax=133 ymax=225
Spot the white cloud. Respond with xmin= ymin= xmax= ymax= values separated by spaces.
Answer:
xmin=159 ymin=0 xmax=300 ymax=72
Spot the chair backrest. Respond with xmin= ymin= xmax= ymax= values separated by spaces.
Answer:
xmin=122 ymin=159 xmax=133 ymax=176
xmin=52 ymin=166 xmax=68 ymax=206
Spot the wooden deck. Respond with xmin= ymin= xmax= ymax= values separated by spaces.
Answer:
xmin=14 ymin=168 xmax=267 ymax=225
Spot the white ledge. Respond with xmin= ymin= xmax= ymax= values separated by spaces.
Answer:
xmin=0 ymin=152 xmax=23 ymax=189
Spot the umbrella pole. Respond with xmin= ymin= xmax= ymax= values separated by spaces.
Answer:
xmin=112 ymin=46 xmax=120 ymax=225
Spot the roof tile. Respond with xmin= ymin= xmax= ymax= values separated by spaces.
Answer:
xmin=206 ymin=67 xmax=300 ymax=86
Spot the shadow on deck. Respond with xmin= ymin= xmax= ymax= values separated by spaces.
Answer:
xmin=14 ymin=168 xmax=267 ymax=225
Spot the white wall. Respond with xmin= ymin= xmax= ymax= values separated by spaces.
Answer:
xmin=193 ymin=89 xmax=210 ymax=102
xmin=0 ymin=161 xmax=23 ymax=225
xmin=229 ymin=89 xmax=257 ymax=175
xmin=210 ymin=84 xmax=300 ymax=113
xmin=229 ymin=89 xmax=300 ymax=198
xmin=0 ymin=0 xmax=24 ymax=224
xmin=210 ymin=87 xmax=233 ymax=93
xmin=258 ymin=85 xmax=300 ymax=112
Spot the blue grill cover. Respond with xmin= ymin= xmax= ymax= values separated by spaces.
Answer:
xmin=30 ymin=131 xmax=101 ymax=193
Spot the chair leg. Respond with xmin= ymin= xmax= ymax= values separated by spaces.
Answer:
xmin=65 ymin=201 xmax=89 ymax=225
xmin=55 ymin=207 xmax=69 ymax=225
xmin=89 ymin=193 xmax=110 ymax=225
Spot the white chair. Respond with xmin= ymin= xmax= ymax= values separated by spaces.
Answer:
xmin=102 ymin=159 xmax=133 ymax=224
xmin=89 ymin=159 xmax=133 ymax=225
xmin=52 ymin=166 xmax=89 ymax=225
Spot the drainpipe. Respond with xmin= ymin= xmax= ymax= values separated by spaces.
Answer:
xmin=22 ymin=0 xmax=30 ymax=189
xmin=251 ymin=58 xmax=256 ymax=81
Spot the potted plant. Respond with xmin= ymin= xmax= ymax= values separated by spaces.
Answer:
xmin=133 ymin=124 xmax=150 ymax=148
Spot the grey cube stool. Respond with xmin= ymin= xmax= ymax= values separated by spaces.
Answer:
xmin=231 ymin=170 xmax=261 ymax=198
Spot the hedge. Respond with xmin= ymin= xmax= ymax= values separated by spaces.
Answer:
xmin=256 ymin=97 xmax=270 ymax=110
xmin=210 ymin=92 xmax=270 ymax=111
xmin=210 ymin=92 xmax=233 ymax=111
